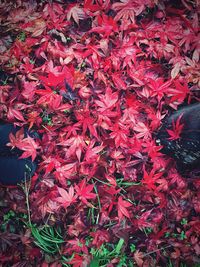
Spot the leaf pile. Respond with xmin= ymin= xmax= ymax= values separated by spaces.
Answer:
xmin=0 ymin=0 xmax=200 ymax=266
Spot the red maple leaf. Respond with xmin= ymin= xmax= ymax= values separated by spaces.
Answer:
xmin=168 ymin=80 xmax=190 ymax=103
xmin=39 ymin=64 xmax=75 ymax=89
xmin=27 ymin=111 xmax=41 ymax=130
xmin=8 ymin=132 xmax=40 ymax=161
xmin=105 ymin=174 xmax=117 ymax=187
xmin=56 ymin=186 xmax=77 ymax=208
xmin=167 ymin=114 xmax=184 ymax=140
xmin=117 ymin=196 xmax=132 ymax=221
xmin=36 ymin=87 xmax=62 ymax=109
xmin=67 ymin=5 xmax=86 ymax=25
xmin=112 ymin=0 xmax=145 ymax=24
xmin=95 ymin=87 xmax=118 ymax=112
xmin=136 ymin=209 xmax=154 ymax=228
xmin=110 ymin=122 xmax=129 ymax=148
xmin=18 ymin=135 xmax=40 ymax=161
xmin=143 ymin=140 xmax=163 ymax=160
xmin=147 ymin=78 xmax=173 ymax=103
xmin=142 ymin=168 xmax=163 ymax=190
xmin=67 ymin=254 xmax=85 ymax=267
xmin=156 ymin=178 xmax=169 ymax=191
xmin=112 ymin=73 xmax=127 ymax=90
xmin=58 ymin=135 xmax=87 ymax=162
xmin=74 ymin=104 xmax=98 ymax=138
xmin=7 ymin=107 xmax=25 ymax=122
xmin=39 ymin=73 xmax=65 ymax=87
xmin=21 ymin=80 xmax=37 ymax=101
xmin=89 ymin=14 xmax=118 ymax=37
xmin=84 ymin=140 xmax=104 ymax=163
xmin=7 ymin=128 xmax=25 ymax=149
xmin=75 ymin=179 xmax=96 ymax=205
xmin=91 ymin=229 xmax=110 ymax=248
xmin=54 ymin=162 xmax=77 ymax=185
xmin=133 ymin=121 xmax=151 ymax=140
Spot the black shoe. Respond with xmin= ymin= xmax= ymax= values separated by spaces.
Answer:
xmin=156 ymin=103 xmax=200 ymax=166
xmin=0 ymin=156 xmax=36 ymax=186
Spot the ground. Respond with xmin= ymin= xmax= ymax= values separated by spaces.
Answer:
xmin=0 ymin=0 xmax=200 ymax=266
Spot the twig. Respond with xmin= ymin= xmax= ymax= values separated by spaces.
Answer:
xmin=22 ymin=172 xmax=32 ymax=226
xmin=143 ymin=244 xmax=173 ymax=257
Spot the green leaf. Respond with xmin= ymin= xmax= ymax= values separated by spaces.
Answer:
xmin=30 ymin=225 xmax=64 ymax=254
xmin=165 ymin=232 xmax=170 ymax=238
xmin=130 ymin=243 xmax=136 ymax=253
xmin=180 ymin=218 xmax=188 ymax=225
xmin=89 ymin=257 xmax=100 ymax=267
xmin=180 ymin=231 xmax=186 ymax=240
xmin=115 ymin=238 xmax=124 ymax=254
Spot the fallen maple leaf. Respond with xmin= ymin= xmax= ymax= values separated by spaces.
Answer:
xmin=142 ymin=168 xmax=163 ymax=190
xmin=167 ymin=114 xmax=184 ymax=140
xmin=133 ymin=121 xmax=151 ymax=140
xmin=54 ymin=162 xmax=77 ymax=184
xmin=18 ymin=135 xmax=40 ymax=161
xmin=56 ymin=186 xmax=77 ymax=208
xmin=7 ymin=107 xmax=25 ymax=122
xmin=117 ymin=196 xmax=132 ymax=221
xmin=8 ymin=131 xmax=40 ymax=161
xmin=95 ymin=87 xmax=118 ymax=112
xmin=84 ymin=140 xmax=104 ymax=163
xmin=67 ymin=5 xmax=86 ymax=24
xmin=67 ymin=253 xmax=87 ymax=267
xmin=58 ymin=135 xmax=87 ymax=162
xmin=7 ymin=128 xmax=25 ymax=149
xmin=112 ymin=0 xmax=142 ymax=24
xmin=133 ymin=250 xmax=144 ymax=267
xmin=75 ymin=179 xmax=96 ymax=205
